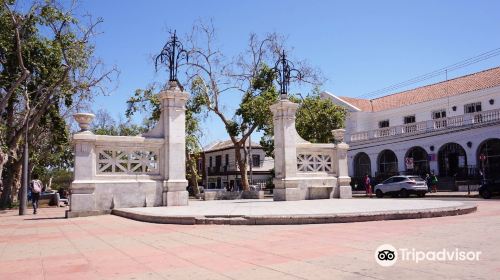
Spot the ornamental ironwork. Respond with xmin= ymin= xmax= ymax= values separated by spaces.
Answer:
xmin=273 ymin=50 xmax=302 ymax=100
xmin=155 ymin=30 xmax=188 ymax=82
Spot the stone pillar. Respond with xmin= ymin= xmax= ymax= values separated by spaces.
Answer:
xmin=70 ymin=137 xmax=98 ymax=214
xmin=161 ymin=81 xmax=189 ymax=206
xmin=69 ymin=114 xmax=98 ymax=216
xmin=332 ymin=129 xmax=352 ymax=198
xmin=270 ymin=99 xmax=302 ymax=201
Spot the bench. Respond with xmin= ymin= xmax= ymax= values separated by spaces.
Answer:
xmin=54 ymin=193 xmax=69 ymax=207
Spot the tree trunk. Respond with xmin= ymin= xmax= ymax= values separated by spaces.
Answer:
xmin=0 ymin=154 xmax=22 ymax=208
xmin=0 ymin=151 xmax=7 ymax=202
xmin=235 ymin=143 xmax=249 ymax=191
xmin=186 ymin=153 xmax=200 ymax=197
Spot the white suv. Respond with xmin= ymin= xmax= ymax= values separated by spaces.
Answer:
xmin=374 ymin=176 xmax=428 ymax=198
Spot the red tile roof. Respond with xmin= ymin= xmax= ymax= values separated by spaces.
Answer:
xmin=340 ymin=67 xmax=500 ymax=112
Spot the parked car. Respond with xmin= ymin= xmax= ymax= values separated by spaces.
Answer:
xmin=479 ymin=179 xmax=500 ymax=199
xmin=374 ymin=175 xmax=428 ymax=198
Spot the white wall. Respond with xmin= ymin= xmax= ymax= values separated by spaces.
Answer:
xmin=347 ymin=124 xmax=500 ymax=177
xmin=347 ymin=86 xmax=499 ymax=132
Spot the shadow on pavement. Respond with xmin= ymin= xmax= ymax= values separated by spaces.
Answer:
xmin=24 ymin=216 xmax=66 ymax=221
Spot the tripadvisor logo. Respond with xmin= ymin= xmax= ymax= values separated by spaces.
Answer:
xmin=375 ymin=244 xmax=397 ymax=267
xmin=375 ymin=244 xmax=482 ymax=267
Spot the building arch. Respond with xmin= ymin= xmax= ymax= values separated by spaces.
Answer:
xmin=353 ymin=152 xmax=371 ymax=178
xmin=405 ymin=146 xmax=429 ymax=176
xmin=377 ymin=149 xmax=398 ymax=177
xmin=477 ymin=138 xmax=500 ymax=179
xmin=438 ymin=143 xmax=467 ymax=177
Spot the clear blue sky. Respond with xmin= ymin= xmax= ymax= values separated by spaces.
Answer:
xmin=80 ymin=0 xmax=500 ymax=145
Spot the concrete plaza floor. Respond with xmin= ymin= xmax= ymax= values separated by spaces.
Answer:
xmin=113 ymin=198 xmax=476 ymax=225
xmin=0 ymin=197 xmax=499 ymax=280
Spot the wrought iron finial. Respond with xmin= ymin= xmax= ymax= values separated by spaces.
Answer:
xmin=155 ymin=30 xmax=188 ymax=83
xmin=273 ymin=50 xmax=302 ymax=100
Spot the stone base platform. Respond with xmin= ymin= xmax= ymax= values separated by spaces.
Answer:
xmin=111 ymin=198 xmax=477 ymax=225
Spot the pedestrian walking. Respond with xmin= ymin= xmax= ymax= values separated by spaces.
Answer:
xmin=364 ymin=174 xmax=372 ymax=198
xmin=30 ymin=174 xmax=43 ymax=214
xmin=425 ymin=173 xmax=431 ymax=193
xmin=430 ymin=173 xmax=438 ymax=193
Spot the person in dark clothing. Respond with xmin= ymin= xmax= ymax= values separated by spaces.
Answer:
xmin=430 ymin=173 xmax=438 ymax=193
xmin=425 ymin=174 xmax=431 ymax=193
xmin=30 ymin=174 xmax=43 ymax=214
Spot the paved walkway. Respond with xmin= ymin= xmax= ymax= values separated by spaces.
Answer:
xmin=1 ymin=198 xmax=499 ymax=280
xmin=113 ymin=199 xmax=476 ymax=225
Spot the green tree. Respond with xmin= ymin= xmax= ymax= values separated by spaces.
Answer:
xmin=296 ymin=89 xmax=346 ymax=143
xmin=185 ymin=22 xmax=319 ymax=191
xmin=260 ymin=89 xmax=347 ymax=157
xmin=0 ymin=1 xmax=117 ymax=207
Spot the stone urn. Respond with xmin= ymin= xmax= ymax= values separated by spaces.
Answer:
xmin=73 ymin=113 xmax=95 ymax=132
xmin=332 ymin=128 xmax=346 ymax=144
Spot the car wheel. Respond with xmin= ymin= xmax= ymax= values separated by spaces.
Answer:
xmin=376 ymin=189 xmax=384 ymax=198
xmin=480 ymin=189 xmax=492 ymax=199
xmin=417 ymin=192 xmax=426 ymax=197
xmin=399 ymin=189 xmax=409 ymax=198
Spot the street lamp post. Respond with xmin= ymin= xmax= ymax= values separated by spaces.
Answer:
xmin=19 ymin=79 xmax=30 ymax=215
xmin=273 ymin=50 xmax=302 ymax=100
xmin=19 ymin=97 xmax=29 ymax=216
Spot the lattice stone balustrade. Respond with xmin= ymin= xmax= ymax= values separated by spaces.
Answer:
xmin=96 ymin=148 xmax=159 ymax=174
xmin=297 ymin=154 xmax=333 ymax=173
xmin=69 ymin=81 xmax=190 ymax=217
xmin=271 ymin=98 xmax=351 ymax=201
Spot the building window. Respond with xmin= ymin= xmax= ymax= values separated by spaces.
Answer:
xmin=404 ymin=115 xmax=416 ymax=124
xmin=209 ymin=156 xmax=212 ymax=167
xmin=225 ymin=154 xmax=229 ymax=166
xmin=378 ymin=150 xmax=398 ymax=175
xmin=215 ymin=155 xmax=222 ymax=167
xmin=432 ymin=110 xmax=446 ymax=119
xmin=197 ymin=158 xmax=203 ymax=172
xmin=378 ymin=120 xmax=389 ymax=128
xmin=353 ymin=152 xmax=371 ymax=179
xmin=252 ymin=154 xmax=261 ymax=167
xmin=465 ymin=102 xmax=482 ymax=113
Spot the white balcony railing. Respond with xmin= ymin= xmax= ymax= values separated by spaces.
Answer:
xmin=349 ymin=108 xmax=500 ymax=143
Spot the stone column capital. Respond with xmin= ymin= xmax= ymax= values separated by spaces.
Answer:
xmin=270 ymin=99 xmax=299 ymax=117
xmin=158 ymin=89 xmax=190 ymax=106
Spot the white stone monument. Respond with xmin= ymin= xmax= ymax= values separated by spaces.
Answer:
xmin=144 ymin=81 xmax=189 ymax=206
xmin=270 ymin=99 xmax=302 ymax=200
xmin=68 ymin=81 xmax=190 ymax=217
xmin=68 ymin=32 xmax=191 ymax=217
xmin=270 ymin=99 xmax=352 ymax=201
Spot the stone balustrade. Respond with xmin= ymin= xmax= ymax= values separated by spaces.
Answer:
xmin=350 ymin=108 xmax=500 ymax=143
xmin=270 ymin=99 xmax=351 ymax=201
xmin=68 ymin=82 xmax=189 ymax=217
xmin=70 ymin=134 xmax=165 ymax=217
xmin=296 ymin=144 xmax=337 ymax=175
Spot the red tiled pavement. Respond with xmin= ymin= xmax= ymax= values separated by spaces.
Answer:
xmin=0 ymin=198 xmax=499 ymax=280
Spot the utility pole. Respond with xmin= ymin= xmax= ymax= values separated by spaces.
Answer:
xmin=19 ymin=83 xmax=29 ymax=215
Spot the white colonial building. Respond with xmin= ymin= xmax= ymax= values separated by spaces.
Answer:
xmin=201 ymin=140 xmax=274 ymax=190
xmin=322 ymin=67 xmax=500 ymax=188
